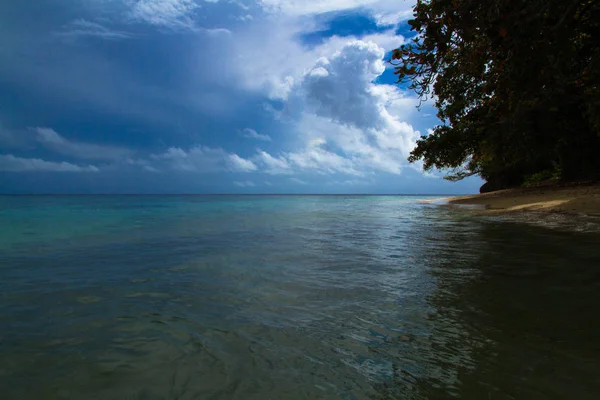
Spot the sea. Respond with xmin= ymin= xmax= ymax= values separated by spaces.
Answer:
xmin=1 ymin=195 xmax=599 ymax=399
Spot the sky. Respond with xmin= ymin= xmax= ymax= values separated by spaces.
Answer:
xmin=0 ymin=0 xmax=482 ymax=194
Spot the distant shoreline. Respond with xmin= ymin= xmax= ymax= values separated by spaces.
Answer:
xmin=432 ymin=184 xmax=600 ymax=217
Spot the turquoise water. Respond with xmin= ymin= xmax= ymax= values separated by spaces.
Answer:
xmin=1 ymin=195 xmax=599 ymax=399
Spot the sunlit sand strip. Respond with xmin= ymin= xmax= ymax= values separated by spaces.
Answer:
xmin=439 ymin=185 xmax=600 ymax=217
xmin=483 ymin=199 xmax=570 ymax=213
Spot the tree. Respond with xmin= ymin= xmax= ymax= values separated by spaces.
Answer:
xmin=393 ymin=0 xmax=600 ymax=190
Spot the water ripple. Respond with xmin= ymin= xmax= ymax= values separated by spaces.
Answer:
xmin=0 ymin=195 xmax=599 ymax=399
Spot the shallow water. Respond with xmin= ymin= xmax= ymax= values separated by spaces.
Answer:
xmin=1 ymin=195 xmax=599 ymax=399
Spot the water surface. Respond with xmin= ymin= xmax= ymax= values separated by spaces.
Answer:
xmin=1 ymin=195 xmax=599 ymax=399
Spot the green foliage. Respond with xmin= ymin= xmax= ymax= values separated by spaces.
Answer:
xmin=393 ymin=0 xmax=600 ymax=189
xmin=522 ymin=166 xmax=561 ymax=187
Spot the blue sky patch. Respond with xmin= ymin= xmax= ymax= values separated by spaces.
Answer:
xmin=298 ymin=10 xmax=394 ymax=47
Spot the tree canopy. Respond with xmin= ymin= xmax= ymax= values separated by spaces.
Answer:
xmin=393 ymin=0 xmax=600 ymax=191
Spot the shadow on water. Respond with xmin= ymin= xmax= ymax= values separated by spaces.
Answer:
xmin=374 ymin=212 xmax=600 ymax=399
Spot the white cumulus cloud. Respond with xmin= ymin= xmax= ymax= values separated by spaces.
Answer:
xmin=233 ymin=11 xmax=407 ymax=101
xmin=297 ymin=41 xmax=419 ymax=173
xmin=249 ymin=40 xmax=420 ymax=177
xmin=151 ymin=145 xmax=256 ymax=173
xmin=258 ymin=0 xmax=412 ymax=17
xmin=285 ymin=137 xmax=362 ymax=175
xmin=127 ymin=0 xmax=199 ymax=29
xmin=254 ymin=150 xmax=293 ymax=175
xmin=301 ymin=41 xmax=387 ymax=130
xmin=241 ymin=128 xmax=272 ymax=141
xmin=227 ymin=153 xmax=258 ymax=171
xmin=0 ymin=154 xmax=99 ymax=172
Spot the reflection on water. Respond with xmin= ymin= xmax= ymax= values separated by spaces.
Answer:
xmin=0 ymin=196 xmax=599 ymax=399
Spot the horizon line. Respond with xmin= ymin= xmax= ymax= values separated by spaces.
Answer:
xmin=0 ymin=193 xmax=470 ymax=196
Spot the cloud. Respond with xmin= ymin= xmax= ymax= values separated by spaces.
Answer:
xmin=241 ymin=128 xmax=272 ymax=141
xmin=258 ymin=0 xmax=415 ymax=25
xmin=34 ymin=127 xmax=132 ymax=161
xmin=128 ymin=0 xmax=199 ymax=29
xmin=227 ymin=153 xmax=258 ymax=171
xmin=224 ymin=8 xmax=423 ymax=181
xmin=295 ymin=41 xmax=419 ymax=172
xmin=0 ymin=154 xmax=99 ymax=172
xmin=151 ymin=145 xmax=256 ymax=172
xmin=234 ymin=180 xmax=255 ymax=187
xmin=151 ymin=146 xmax=219 ymax=171
xmin=0 ymin=0 xmax=457 ymax=194
xmin=122 ymin=157 xmax=161 ymax=172
xmin=302 ymin=41 xmax=386 ymax=129
xmin=231 ymin=0 xmax=250 ymax=10
xmin=285 ymin=137 xmax=362 ymax=175
xmin=59 ymin=19 xmax=133 ymax=40
xmin=203 ymin=28 xmax=232 ymax=35
xmin=254 ymin=150 xmax=293 ymax=175
xmin=233 ymin=16 xmax=406 ymax=101
xmin=107 ymin=1 xmax=230 ymax=34
xmin=259 ymin=0 xmax=379 ymax=15
xmin=247 ymin=40 xmax=419 ymax=177
xmin=330 ymin=178 xmax=372 ymax=186
xmin=373 ymin=10 xmax=414 ymax=26
xmin=289 ymin=177 xmax=306 ymax=184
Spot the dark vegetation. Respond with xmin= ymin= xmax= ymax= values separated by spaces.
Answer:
xmin=392 ymin=0 xmax=600 ymax=192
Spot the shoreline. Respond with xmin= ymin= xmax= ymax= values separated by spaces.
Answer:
xmin=430 ymin=184 xmax=600 ymax=217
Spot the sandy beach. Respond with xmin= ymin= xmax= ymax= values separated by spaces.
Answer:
xmin=440 ymin=184 xmax=600 ymax=216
